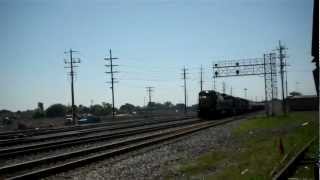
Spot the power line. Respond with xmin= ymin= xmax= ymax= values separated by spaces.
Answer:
xmin=104 ymin=49 xmax=119 ymax=119
xmin=64 ymin=49 xmax=81 ymax=125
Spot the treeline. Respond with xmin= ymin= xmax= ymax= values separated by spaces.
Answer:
xmin=1 ymin=101 xmax=197 ymax=119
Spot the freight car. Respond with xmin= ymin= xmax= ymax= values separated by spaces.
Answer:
xmin=198 ymin=90 xmax=263 ymax=119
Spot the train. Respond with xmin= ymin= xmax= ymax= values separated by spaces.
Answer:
xmin=198 ymin=90 xmax=264 ymax=119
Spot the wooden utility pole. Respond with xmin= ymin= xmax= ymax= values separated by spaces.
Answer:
xmin=182 ymin=67 xmax=188 ymax=114
xmin=64 ymin=49 xmax=81 ymax=125
xmin=145 ymin=87 xmax=154 ymax=105
xmin=104 ymin=49 xmax=119 ymax=119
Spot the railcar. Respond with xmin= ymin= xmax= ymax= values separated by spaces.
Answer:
xmin=198 ymin=90 xmax=253 ymax=119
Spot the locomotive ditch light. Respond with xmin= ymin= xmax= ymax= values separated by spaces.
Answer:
xmin=236 ymin=70 xmax=240 ymax=75
xmin=215 ymin=71 xmax=218 ymax=76
xmin=236 ymin=62 xmax=239 ymax=66
xmin=215 ymin=64 xmax=218 ymax=67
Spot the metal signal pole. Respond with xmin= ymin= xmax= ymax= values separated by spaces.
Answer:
xmin=104 ymin=49 xmax=119 ymax=119
xmin=263 ymin=54 xmax=269 ymax=116
xmin=276 ymin=41 xmax=288 ymax=115
xmin=64 ymin=49 xmax=81 ymax=125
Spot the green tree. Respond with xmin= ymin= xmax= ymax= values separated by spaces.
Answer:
xmin=120 ymin=103 xmax=136 ymax=114
xmin=90 ymin=104 xmax=105 ymax=116
xmin=38 ymin=102 xmax=44 ymax=113
xmin=102 ymin=102 xmax=112 ymax=115
xmin=33 ymin=102 xmax=45 ymax=119
xmin=46 ymin=104 xmax=67 ymax=117
xmin=164 ymin=101 xmax=174 ymax=109
xmin=78 ymin=104 xmax=90 ymax=114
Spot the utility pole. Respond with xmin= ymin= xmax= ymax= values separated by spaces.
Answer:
xmin=276 ymin=41 xmax=287 ymax=115
xmin=182 ymin=67 xmax=188 ymax=114
xmin=64 ymin=49 xmax=81 ymax=125
xmin=212 ymin=63 xmax=216 ymax=91
xmin=145 ymin=87 xmax=154 ymax=105
xmin=230 ymin=86 xmax=233 ymax=96
xmin=285 ymin=58 xmax=288 ymax=98
xmin=104 ymin=49 xmax=119 ymax=119
xmin=200 ymin=65 xmax=204 ymax=91
xmin=244 ymin=88 xmax=248 ymax=99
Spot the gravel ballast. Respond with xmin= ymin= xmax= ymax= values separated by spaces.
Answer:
xmin=44 ymin=115 xmax=256 ymax=180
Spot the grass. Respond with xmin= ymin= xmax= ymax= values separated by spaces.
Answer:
xmin=166 ymin=111 xmax=318 ymax=180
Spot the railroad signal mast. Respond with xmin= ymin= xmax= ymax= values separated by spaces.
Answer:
xmin=64 ymin=49 xmax=81 ymax=125
xmin=104 ymin=49 xmax=119 ymax=119
xmin=212 ymin=53 xmax=278 ymax=116
xmin=275 ymin=40 xmax=288 ymax=115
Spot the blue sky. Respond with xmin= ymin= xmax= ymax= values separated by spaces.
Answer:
xmin=0 ymin=0 xmax=315 ymax=111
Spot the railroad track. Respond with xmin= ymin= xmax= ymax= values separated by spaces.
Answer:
xmin=0 ymin=116 xmax=195 ymax=147
xmin=0 ymin=115 xmax=194 ymax=140
xmin=0 ymin=113 xmax=255 ymax=179
xmin=0 ymin=118 xmax=203 ymax=158
xmin=272 ymin=137 xmax=316 ymax=180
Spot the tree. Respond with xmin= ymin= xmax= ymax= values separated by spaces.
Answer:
xmin=289 ymin=91 xmax=302 ymax=96
xmin=164 ymin=101 xmax=174 ymax=109
xmin=78 ymin=105 xmax=90 ymax=114
xmin=120 ymin=103 xmax=136 ymax=114
xmin=32 ymin=110 xmax=45 ymax=119
xmin=33 ymin=102 xmax=45 ymax=118
xmin=90 ymin=104 xmax=105 ymax=116
xmin=46 ymin=104 xmax=67 ymax=117
xmin=102 ymin=102 xmax=112 ymax=115
xmin=38 ymin=102 xmax=44 ymax=113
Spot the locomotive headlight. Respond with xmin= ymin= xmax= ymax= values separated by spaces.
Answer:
xmin=200 ymin=96 xmax=207 ymax=99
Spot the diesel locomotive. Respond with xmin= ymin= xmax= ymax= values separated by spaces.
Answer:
xmin=198 ymin=90 xmax=264 ymax=119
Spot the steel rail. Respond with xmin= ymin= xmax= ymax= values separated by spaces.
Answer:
xmin=0 ymin=115 xmax=194 ymax=140
xmin=272 ymin=137 xmax=316 ymax=180
xmin=0 ymin=116 xmax=194 ymax=146
xmin=2 ymin=117 xmax=237 ymax=180
xmin=0 ymin=118 xmax=203 ymax=158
